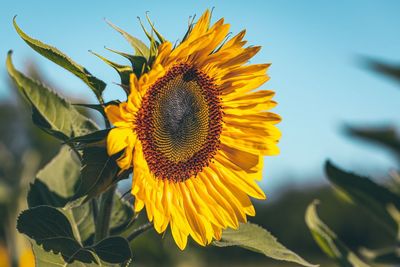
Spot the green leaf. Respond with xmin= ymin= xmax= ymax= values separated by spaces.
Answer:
xmin=28 ymin=145 xmax=133 ymax=244
xmin=13 ymin=17 xmax=106 ymax=97
xmin=90 ymin=50 xmax=132 ymax=88
xmin=32 ymin=242 xmax=123 ymax=267
xmin=325 ymin=161 xmax=400 ymax=236
xmin=213 ymin=222 xmax=317 ymax=267
xmin=28 ymin=146 xmax=81 ymax=208
xmin=6 ymin=51 xmax=98 ymax=140
xmin=32 ymin=242 xmax=96 ymax=267
xmin=91 ymin=236 xmax=131 ymax=264
xmin=106 ymin=19 xmax=150 ymax=58
xmin=346 ymin=126 xmax=400 ymax=159
xmin=27 ymin=146 xmax=95 ymax=243
xmin=72 ymin=147 xmax=122 ymax=203
xmin=17 ymin=206 xmax=97 ymax=264
xmin=110 ymin=192 xmax=134 ymax=233
xmin=305 ymin=200 xmax=370 ymax=267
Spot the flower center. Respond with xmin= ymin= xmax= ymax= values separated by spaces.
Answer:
xmin=135 ymin=63 xmax=223 ymax=182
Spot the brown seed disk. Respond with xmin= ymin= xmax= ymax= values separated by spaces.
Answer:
xmin=135 ymin=63 xmax=223 ymax=182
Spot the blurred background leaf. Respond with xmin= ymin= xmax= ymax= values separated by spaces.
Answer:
xmin=305 ymin=201 xmax=370 ymax=267
xmin=366 ymin=58 xmax=400 ymax=85
xmin=325 ymin=160 xmax=400 ymax=238
xmin=346 ymin=126 xmax=400 ymax=161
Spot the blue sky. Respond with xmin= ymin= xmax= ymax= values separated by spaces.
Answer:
xmin=1 ymin=0 xmax=400 ymax=195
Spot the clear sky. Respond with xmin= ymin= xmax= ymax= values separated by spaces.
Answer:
xmin=1 ymin=0 xmax=400 ymax=195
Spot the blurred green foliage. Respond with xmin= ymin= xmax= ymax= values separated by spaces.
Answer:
xmin=0 ymin=63 xmax=59 ymax=266
xmin=304 ymin=59 xmax=400 ymax=267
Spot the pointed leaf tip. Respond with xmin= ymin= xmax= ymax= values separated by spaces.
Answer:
xmin=12 ymin=17 xmax=106 ymax=97
xmin=90 ymin=50 xmax=132 ymax=88
xmin=106 ymin=19 xmax=150 ymax=58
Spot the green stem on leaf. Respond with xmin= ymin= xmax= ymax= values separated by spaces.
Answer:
xmin=95 ymin=185 xmax=116 ymax=242
xmin=91 ymin=198 xmax=98 ymax=226
xmin=97 ymin=95 xmax=111 ymax=129
xmin=126 ymin=222 xmax=154 ymax=242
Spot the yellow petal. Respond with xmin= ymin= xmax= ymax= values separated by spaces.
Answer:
xmin=203 ymin=167 xmax=247 ymax=223
xmin=106 ymin=128 xmax=134 ymax=156
xmin=115 ymin=135 xmax=136 ymax=170
xmin=219 ymin=143 xmax=261 ymax=174
xmin=170 ymin=218 xmax=189 ymax=250
xmin=179 ymin=183 xmax=212 ymax=246
xmin=198 ymin=171 xmax=238 ymax=228
xmin=220 ymin=134 xmax=280 ymax=156
xmin=185 ymin=179 xmax=224 ymax=228
xmin=213 ymin=160 xmax=266 ymax=200
xmin=104 ymin=104 xmax=132 ymax=127
xmin=186 ymin=10 xmax=211 ymax=42
xmin=134 ymin=198 xmax=144 ymax=212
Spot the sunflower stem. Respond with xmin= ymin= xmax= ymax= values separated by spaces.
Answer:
xmin=95 ymin=185 xmax=116 ymax=242
xmin=126 ymin=222 xmax=154 ymax=242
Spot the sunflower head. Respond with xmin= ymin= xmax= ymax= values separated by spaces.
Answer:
xmin=105 ymin=9 xmax=281 ymax=250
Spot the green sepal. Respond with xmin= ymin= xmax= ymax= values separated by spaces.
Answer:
xmin=105 ymin=19 xmax=150 ymax=59
xmin=104 ymin=47 xmax=147 ymax=78
xmin=90 ymin=50 xmax=132 ymax=90
xmin=138 ymin=13 xmax=166 ymax=45
xmin=145 ymin=13 xmax=166 ymax=44
xmin=181 ymin=15 xmax=196 ymax=44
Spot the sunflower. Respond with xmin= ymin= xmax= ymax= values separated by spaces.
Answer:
xmin=105 ymin=10 xmax=281 ymax=249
